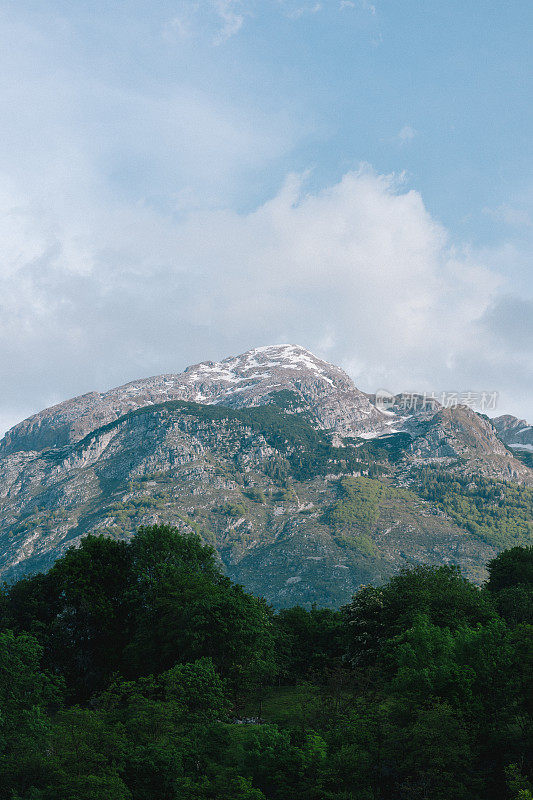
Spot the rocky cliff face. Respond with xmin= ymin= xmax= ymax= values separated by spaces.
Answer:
xmin=0 ymin=345 xmax=389 ymax=455
xmin=492 ymin=414 xmax=533 ymax=451
xmin=407 ymin=406 xmax=529 ymax=481
xmin=0 ymin=345 xmax=530 ymax=606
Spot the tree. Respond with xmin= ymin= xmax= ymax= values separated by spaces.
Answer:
xmin=42 ymin=535 xmax=134 ymax=700
xmin=487 ymin=546 xmax=533 ymax=625
xmin=343 ymin=565 xmax=497 ymax=668
xmin=274 ymin=605 xmax=343 ymax=682
xmin=0 ymin=630 xmax=62 ymax=797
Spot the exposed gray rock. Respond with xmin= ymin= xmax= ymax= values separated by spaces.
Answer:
xmin=0 ymin=345 xmax=389 ymax=455
xmin=407 ymin=405 xmax=530 ymax=481
xmin=492 ymin=414 xmax=533 ymax=452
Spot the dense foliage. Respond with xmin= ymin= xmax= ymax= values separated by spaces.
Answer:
xmin=0 ymin=527 xmax=531 ymax=799
xmin=326 ymin=477 xmax=383 ymax=529
xmin=415 ymin=467 xmax=533 ymax=547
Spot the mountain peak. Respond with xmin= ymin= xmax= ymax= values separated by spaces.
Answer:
xmin=0 ymin=344 xmax=385 ymax=455
xmin=239 ymin=343 xmax=327 ymax=366
xmin=183 ymin=344 xmax=343 ymax=388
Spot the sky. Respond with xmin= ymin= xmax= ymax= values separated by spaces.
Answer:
xmin=0 ymin=0 xmax=532 ymax=435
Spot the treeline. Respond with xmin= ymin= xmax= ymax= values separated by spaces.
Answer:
xmin=0 ymin=526 xmax=531 ymax=800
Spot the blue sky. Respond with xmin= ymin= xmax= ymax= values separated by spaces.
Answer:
xmin=0 ymin=0 xmax=532 ymax=431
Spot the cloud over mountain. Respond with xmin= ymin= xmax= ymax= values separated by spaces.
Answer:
xmin=1 ymin=165 xmax=530 ymax=435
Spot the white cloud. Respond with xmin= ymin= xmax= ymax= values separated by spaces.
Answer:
xmin=483 ymin=204 xmax=531 ymax=228
xmin=285 ymin=3 xmax=323 ymax=20
xmin=168 ymin=0 xmax=374 ymax=40
xmin=168 ymin=5 xmax=199 ymax=40
xmin=339 ymin=0 xmax=376 ymax=11
xmin=397 ymin=125 xmax=417 ymax=144
xmin=0 ymin=29 xmax=298 ymax=212
xmin=212 ymin=0 xmax=246 ymax=43
xmin=168 ymin=1 xmax=247 ymax=44
xmin=1 ymin=165 xmax=531 ymax=433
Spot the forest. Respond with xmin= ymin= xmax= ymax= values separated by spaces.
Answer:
xmin=0 ymin=525 xmax=531 ymax=800
xmin=415 ymin=467 xmax=533 ymax=548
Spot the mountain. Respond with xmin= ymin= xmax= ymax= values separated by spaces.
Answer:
xmin=0 ymin=344 xmax=530 ymax=606
xmin=407 ymin=405 xmax=529 ymax=480
xmin=0 ymin=345 xmax=388 ymax=455
xmin=492 ymin=414 xmax=533 ymax=464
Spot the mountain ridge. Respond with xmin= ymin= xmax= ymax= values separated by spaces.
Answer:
xmin=0 ymin=345 xmax=389 ymax=455
xmin=1 ymin=344 xmax=530 ymax=478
